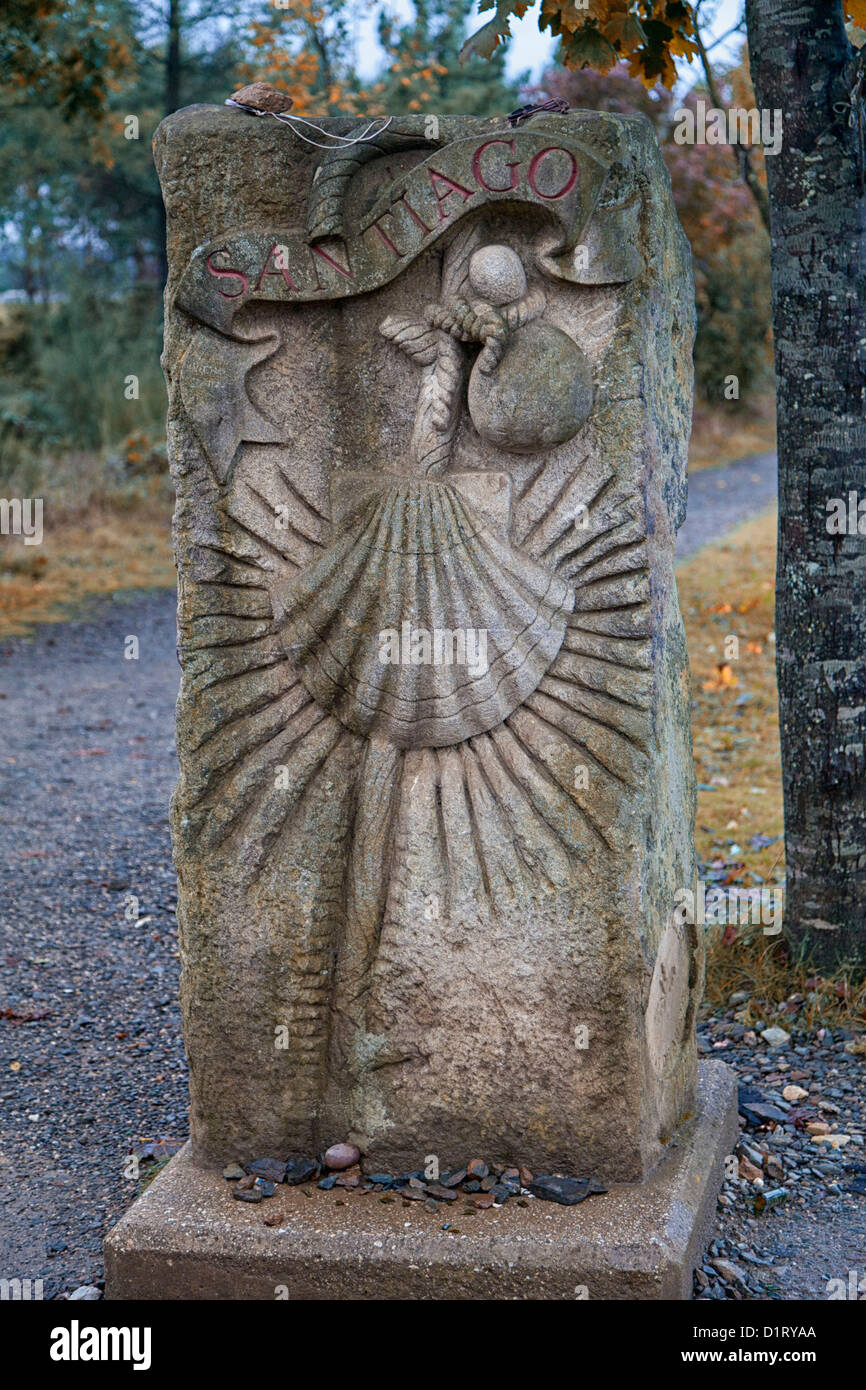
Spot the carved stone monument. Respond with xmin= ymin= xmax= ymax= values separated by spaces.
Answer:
xmin=106 ymin=106 xmax=736 ymax=1300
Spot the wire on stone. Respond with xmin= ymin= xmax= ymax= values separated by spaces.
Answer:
xmin=225 ymin=87 xmax=393 ymax=149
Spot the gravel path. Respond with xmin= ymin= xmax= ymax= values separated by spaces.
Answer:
xmin=7 ymin=451 xmax=860 ymax=1305
xmin=0 ymin=591 xmax=186 ymax=1299
xmin=676 ymin=452 xmax=777 ymax=561
xmin=695 ymin=1019 xmax=866 ymax=1301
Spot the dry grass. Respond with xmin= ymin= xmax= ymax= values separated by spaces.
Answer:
xmin=689 ymin=393 xmax=777 ymax=472
xmin=679 ymin=508 xmax=866 ymax=1026
xmin=679 ymin=509 xmax=783 ymax=884
xmin=0 ymin=494 xmax=174 ymax=637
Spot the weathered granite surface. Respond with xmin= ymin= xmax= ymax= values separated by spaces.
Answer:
xmin=154 ymin=107 xmax=698 ymax=1179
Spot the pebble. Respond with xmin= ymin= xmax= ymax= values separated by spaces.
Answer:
xmin=697 ymin=1007 xmax=866 ymax=1300
xmin=230 ymin=82 xmax=295 ymax=113
xmin=761 ymin=1026 xmax=791 ymax=1048
xmin=528 ymin=1175 xmax=607 ymax=1206
xmin=284 ymin=1156 xmax=319 ymax=1185
xmin=440 ymin=1168 xmax=466 ymax=1187
xmin=244 ymin=1157 xmax=286 ymax=1183
xmin=222 ymin=1144 xmax=598 ymax=1226
xmin=712 ymin=1257 xmax=746 ymax=1284
xmin=738 ymin=1157 xmax=763 ymax=1183
xmin=233 ymin=1184 xmax=263 ymax=1203
xmin=67 ymin=1286 xmax=102 ymax=1301
xmin=782 ymin=1084 xmax=808 ymax=1102
xmin=323 ymin=1142 xmax=361 ymax=1171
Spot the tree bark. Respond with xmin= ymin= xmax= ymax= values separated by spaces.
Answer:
xmin=745 ymin=0 xmax=866 ymax=970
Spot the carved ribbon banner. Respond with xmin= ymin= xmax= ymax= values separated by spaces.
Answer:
xmin=175 ymin=131 xmax=642 ymax=333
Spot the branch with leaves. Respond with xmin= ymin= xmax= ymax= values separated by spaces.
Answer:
xmin=462 ymin=0 xmax=866 ymax=89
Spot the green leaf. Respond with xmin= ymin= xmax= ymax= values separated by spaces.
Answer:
xmin=460 ymin=0 xmax=529 ymax=63
xmin=565 ymin=26 xmax=618 ymax=73
xmin=459 ymin=17 xmax=511 ymax=63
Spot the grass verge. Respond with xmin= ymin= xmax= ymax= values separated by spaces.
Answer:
xmin=0 ymin=498 xmax=173 ymax=638
xmin=679 ymin=508 xmax=866 ymax=1029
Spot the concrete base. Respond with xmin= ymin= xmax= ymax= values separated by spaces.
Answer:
xmin=105 ymin=1061 xmax=737 ymax=1301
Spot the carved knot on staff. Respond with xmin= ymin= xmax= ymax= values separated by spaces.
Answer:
xmin=426 ymin=283 xmax=546 ymax=374
xmin=379 ymin=244 xmax=550 ymax=476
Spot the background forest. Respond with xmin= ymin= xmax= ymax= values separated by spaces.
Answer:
xmin=0 ymin=0 xmax=773 ymax=510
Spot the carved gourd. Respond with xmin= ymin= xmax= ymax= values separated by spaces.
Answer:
xmin=463 ymin=245 xmax=593 ymax=454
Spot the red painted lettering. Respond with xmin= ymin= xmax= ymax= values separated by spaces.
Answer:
xmin=255 ymin=241 xmax=299 ymax=292
xmin=310 ymin=242 xmax=354 ymax=285
xmin=427 ymin=168 xmax=475 ymax=222
xmin=394 ymin=194 xmax=433 ymax=235
xmin=472 ymin=138 xmax=520 ymax=193
xmin=206 ymin=250 xmax=249 ymax=299
xmin=369 ymin=215 xmax=404 ymax=259
xmin=527 ymin=147 xmax=578 ymax=200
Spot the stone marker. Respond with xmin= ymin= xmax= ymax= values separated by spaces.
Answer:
xmin=106 ymin=105 xmax=736 ymax=1299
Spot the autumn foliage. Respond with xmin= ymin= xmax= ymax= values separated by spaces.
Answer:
xmin=464 ymin=0 xmax=866 ymax=87
xmin=534 ymin=56 xmax=772 ymax=401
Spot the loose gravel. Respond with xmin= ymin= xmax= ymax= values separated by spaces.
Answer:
xmin=0 ymin=591 xmax=186 ymax=1299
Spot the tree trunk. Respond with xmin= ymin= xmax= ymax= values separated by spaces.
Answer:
xmin=166 ymin=0 xmax=182 ymax=115
xmin=158 ymin=0 xmax=183 ymax=284
xmin=745 ymin=0 xmax=866 ymax=970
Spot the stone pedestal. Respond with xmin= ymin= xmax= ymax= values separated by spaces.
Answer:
xmin=106 ymin=1062 xmax=737 ymax=1300
xmin=106 ymin=102 xmax=729 ymax=1299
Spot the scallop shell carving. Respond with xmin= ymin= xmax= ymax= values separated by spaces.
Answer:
xmin=279 ymin=476 xmax=575 ymax=748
